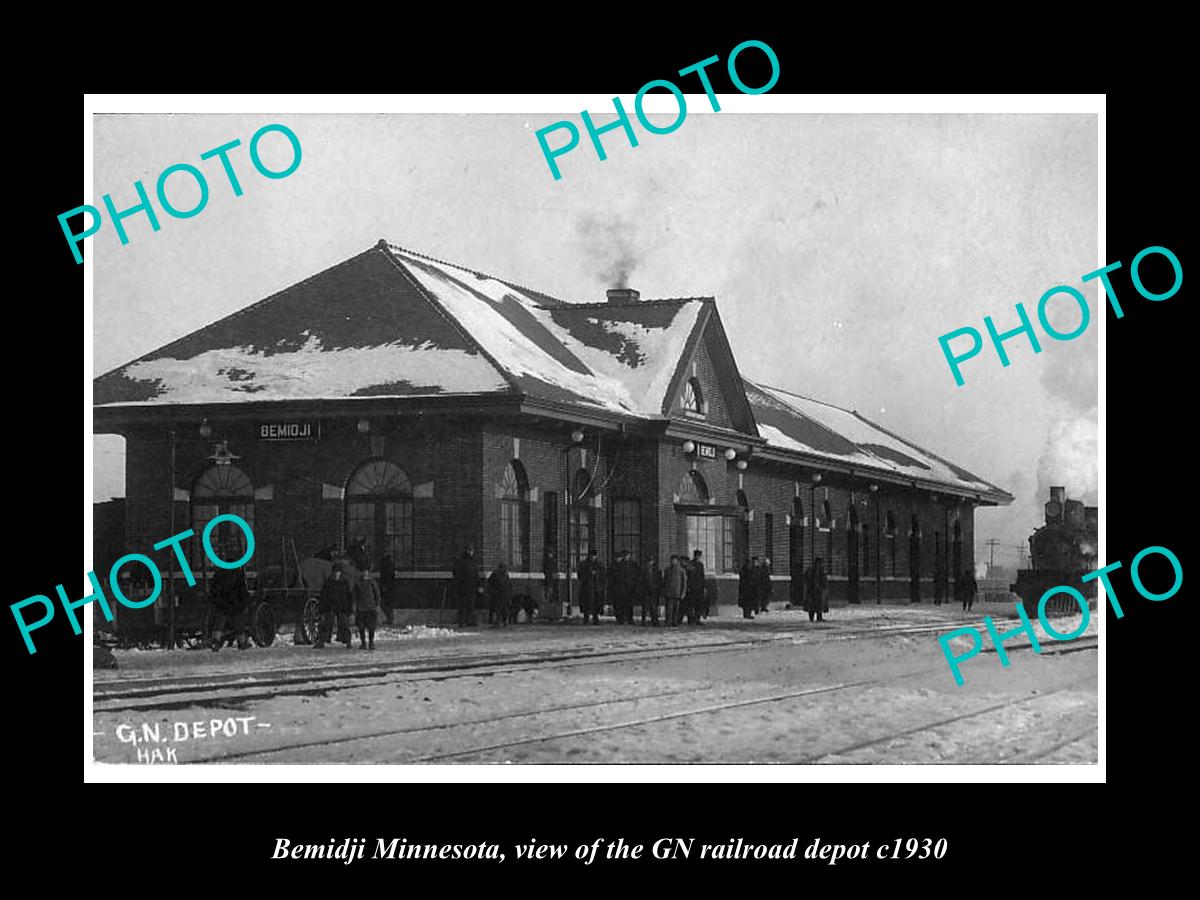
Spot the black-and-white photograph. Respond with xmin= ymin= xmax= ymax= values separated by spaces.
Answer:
xmin=89 ymin=106 xmax=1099 ymax=766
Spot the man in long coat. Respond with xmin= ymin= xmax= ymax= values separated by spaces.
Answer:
xmin=958 ymin=567 xmax=978 ymax=612
xmin=488 ymin=561 xmax=513 ymax=627
xmin=453 ymin=545 xmax=481 ymax=627
xmin=209 ymin=561 xmax=250 ymax=651
xmin=578 ymin=549 xmax=600 ymax=625
xmin=641 ymin=557 xmax=662 ymax=626
xmin=353 ymin=570 xmax=381 ymax=650
xmin=610 ymin=550 xmax=637 ymax=624
xmin=685 ymin=550 xmax=706 ymax=625
xmin=934 ymin=567 xmax=949 ymax=607
xmin=378 ymin=553 xmax=399 ymax=625
xmin=314 ymin=563 xmax=352 ymax=649
xmin=757 ymin=557 xmax=774 ymax=613
xmin=738 ymin=558 xmax=756 ymax=619
xmin=663 ymin=555 xmax=686 ymax=626
xmin=805 ymin=558 xmax=829 ymax=623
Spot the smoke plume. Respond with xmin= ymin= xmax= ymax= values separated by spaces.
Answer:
xmin=1036 ymin=417 xmax=1098 ymax=505
xmin=576 ymin=213 xmax=640 ymax=288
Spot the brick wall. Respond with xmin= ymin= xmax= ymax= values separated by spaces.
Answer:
xmin=117 ymin=413 xmax=982 ymax=619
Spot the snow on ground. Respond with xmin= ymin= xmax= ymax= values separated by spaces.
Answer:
xmin=93 ymin=605 xmax=1097 ymax=765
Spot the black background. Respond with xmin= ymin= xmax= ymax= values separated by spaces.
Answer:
xmin=12 ymin=23 xmax=1187 ymax=886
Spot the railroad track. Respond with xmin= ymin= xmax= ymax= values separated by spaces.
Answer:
xmin=413 ymin=657 xmax=1096 ymax=765
xmin=1011 ymin=725 xmax=1098 ymax=764
xmin=147 ymin=640 xmax=1095 ymax=764
xmin=798 ymin=674 xmax=1096 ymax=764
xmin=94 ymin=619 xmax=1020 ymax=712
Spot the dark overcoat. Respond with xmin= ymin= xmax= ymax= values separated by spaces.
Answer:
xmin=452 ymin=553 xmax=480 ymax=602
xmin=805 ymin=567 xmax=829 ymax=614
xmin=738 ymin=564 xmax=756 ymax=609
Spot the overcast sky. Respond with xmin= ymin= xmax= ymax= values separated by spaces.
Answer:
xmin=91 ymin=111 xmax=1098 ymax=567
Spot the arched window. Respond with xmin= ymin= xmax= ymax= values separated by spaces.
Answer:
xmin=682 ymin=377 xmax=705 ymax=415
xmin=346 ymin=459 xmax=414 ymax=570
xmin=676 ymin=471 xmax=719 ymax=571
xmin=191 ymin=465 xmax=254 ymax=569
xmin=497 ymin=461 xmax=529 ymax=570
xmin=570 ymin=469 xmax=595 ymax=571
xmin=885 ymin=511 xmax=897 ymax=576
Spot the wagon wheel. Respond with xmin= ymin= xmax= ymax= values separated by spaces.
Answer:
xmin=252 ymin=602 xmax=277 ymax=647
xmin=300 ymin=597 xmax=320 ymax=644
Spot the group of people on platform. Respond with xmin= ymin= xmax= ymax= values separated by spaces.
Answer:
xmin=449 ymin=546 xmax=838 ymax=628
xmin=736 ymin=556 xmax=776 ymax=620
xmin=577 ymin=548 xmax=712 ymax=627
xmin=311 ymin=562 xmax=382 ymax=650
xmin=207 ymin=542 xmax=981 ymax=650
xmin=450 ymin=546 xmax=717 ymax=628
xmin=933 ymin=568 xmax=978 ymax=611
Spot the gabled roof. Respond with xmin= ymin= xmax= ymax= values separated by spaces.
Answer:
xmin=93 ymin=240 xmax=1009 ymax=502
xmin=94 ymin=243 xmax=707 ymax=418
xmin=93 ymin=247 xmax=513 ymax=406
xmin=384 ymin=244 xmax=705 ymax=416
xmin=745 ymin=381 xmax=1011 ymax=501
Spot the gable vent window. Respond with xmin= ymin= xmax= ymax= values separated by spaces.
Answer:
xmin=683 ymin=378 xmax=707 ymax=417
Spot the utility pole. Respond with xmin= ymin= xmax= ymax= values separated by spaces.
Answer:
xmin=985 ymin=538 xmax=1001 ymax=569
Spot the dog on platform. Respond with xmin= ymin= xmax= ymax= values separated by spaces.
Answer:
xmin=510 ymin=593 xmax=538 ymax=624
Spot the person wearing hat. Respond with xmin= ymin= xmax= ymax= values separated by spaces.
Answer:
xmin=578 ymin=549 xmax=601 ymax=625
xmin=314 ymin=563 xmax=352 ymax=649
xmin=208 ymin=550 xmax=250 ymax=651
xmin=353 ymin=569 xmax=382 ymax=650
xmin=686 ymin=549 xmax=706 ymax=625
xmin=452 ymin=544 xmax=481 ymax=628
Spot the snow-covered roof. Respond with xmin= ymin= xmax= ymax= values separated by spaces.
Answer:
xmin=746 ymin=381 xmax=1007 ymax=498
xmin=94 ymin=243 xmax=706 ymax=416
xmin=93 ymin=240 xmax=1007 ymax=501
xmin=93 ymin=246 xmax=513 ymax=406
xmin=386 ymin=245 xmax=704 ymax=415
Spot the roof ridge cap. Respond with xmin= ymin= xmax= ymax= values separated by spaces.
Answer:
xmin=547 ymin=297 xmax=703 ymax=310
xmin=385 ymin=241 xmax=573 ymax=307
xmin=376 ymin=245 xmax=523 ymax=397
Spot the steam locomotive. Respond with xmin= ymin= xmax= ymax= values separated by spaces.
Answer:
xmin=1010 ymin=486 xmax=1098 ymax=618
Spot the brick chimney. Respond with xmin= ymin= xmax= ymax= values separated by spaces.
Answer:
xmin=606 ymin=288 xmax=640 ymax=304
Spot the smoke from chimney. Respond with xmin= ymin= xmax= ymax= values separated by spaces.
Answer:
xmin=577 ymin=213 xmax=641 ymax=288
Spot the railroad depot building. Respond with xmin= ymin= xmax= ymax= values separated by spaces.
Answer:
xmin=94 ymin=241 xmax=1012 ymax=619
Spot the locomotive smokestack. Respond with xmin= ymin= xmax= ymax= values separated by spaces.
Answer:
xmin=1050 ymin=486 xmax=1066 ymax=505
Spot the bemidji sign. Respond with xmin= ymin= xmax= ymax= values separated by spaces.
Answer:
xmin=259 ymin=421 xmax=319 ymax=441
